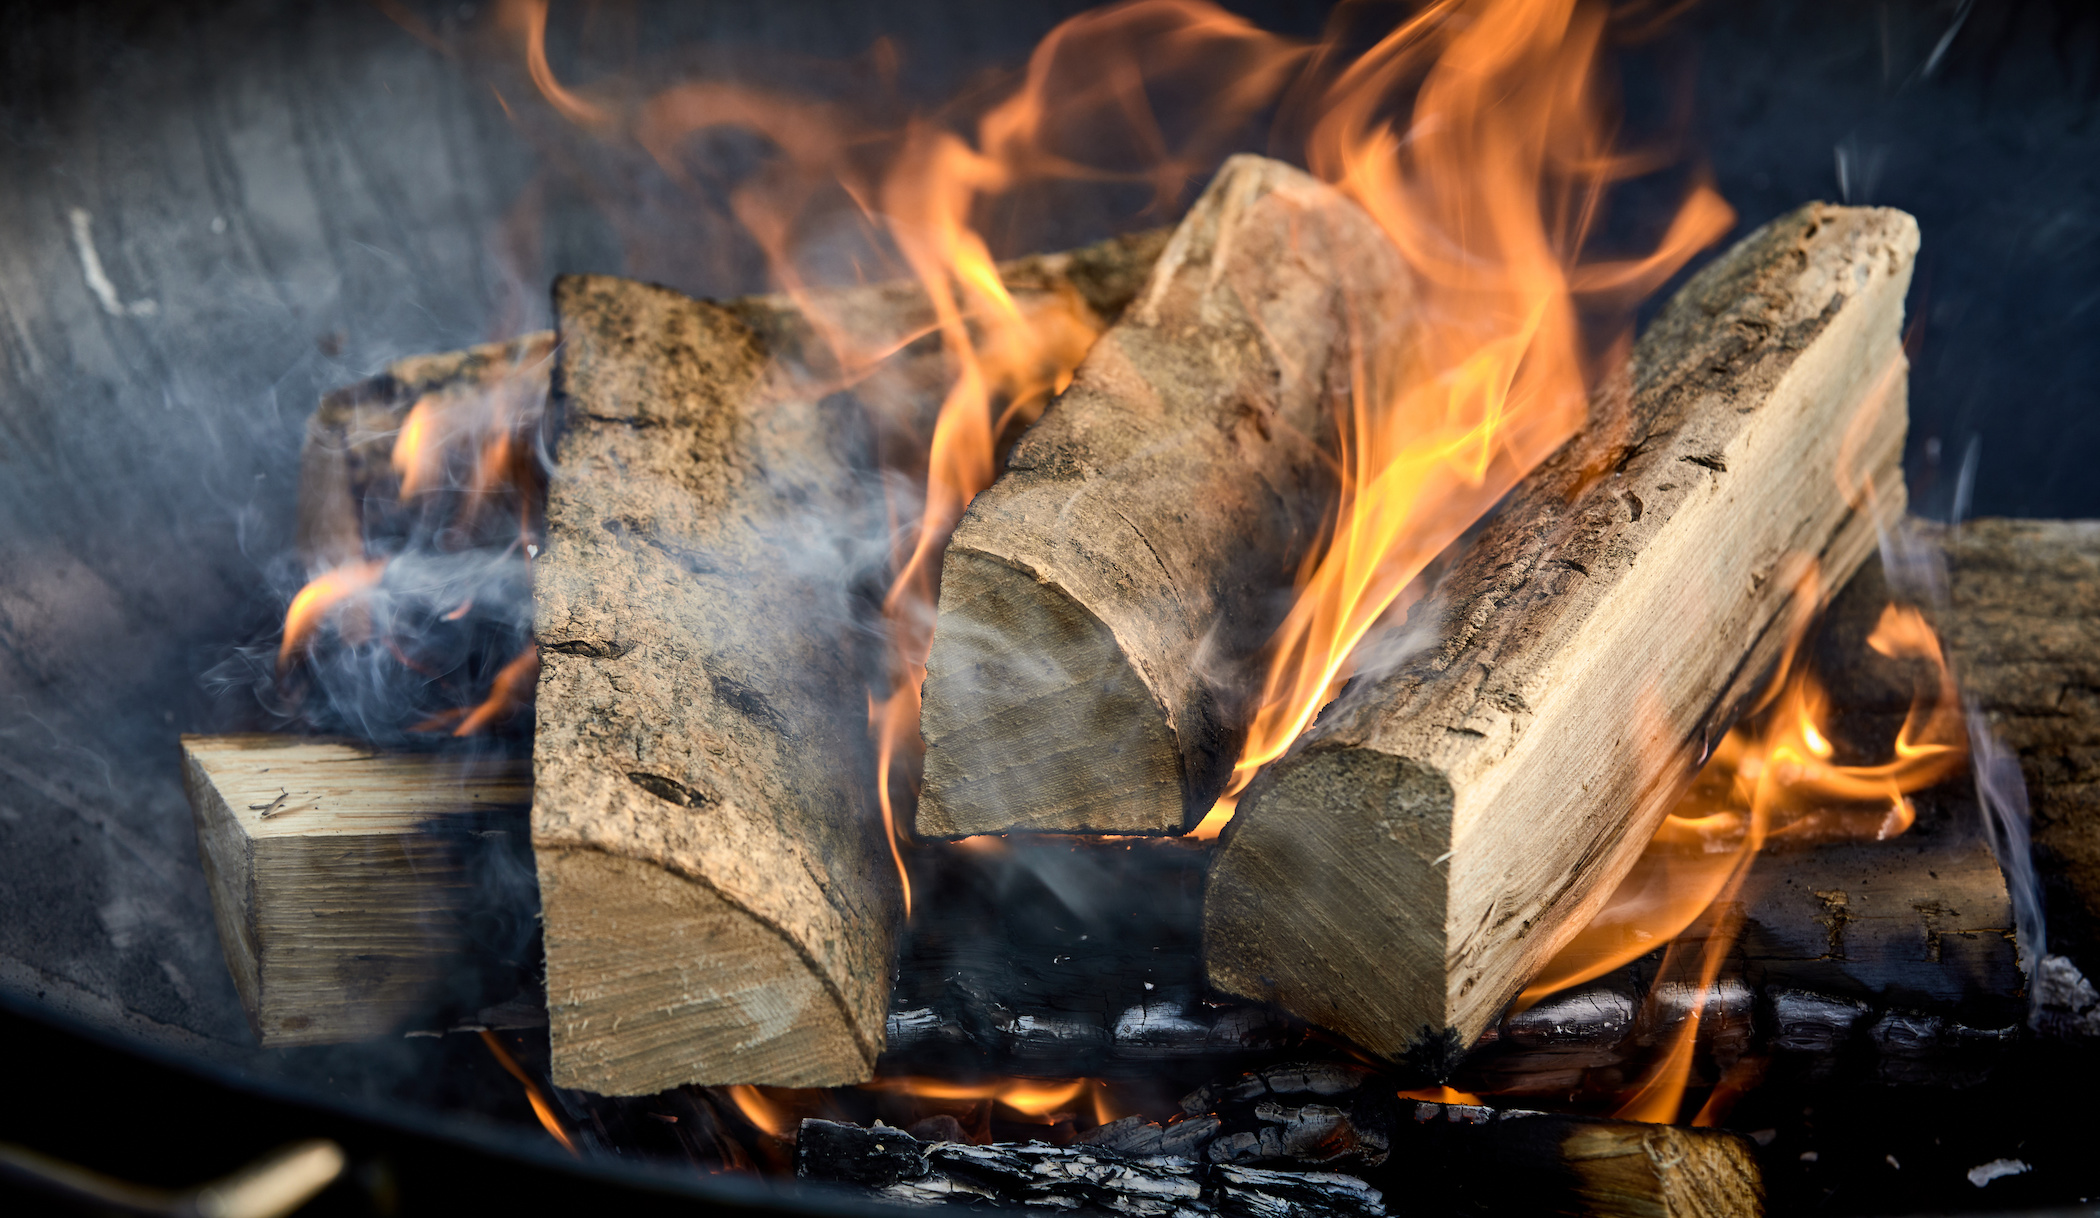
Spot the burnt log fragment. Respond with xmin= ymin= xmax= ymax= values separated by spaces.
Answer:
xmin=795 ymin=1118 xmax=1384 ymax=1217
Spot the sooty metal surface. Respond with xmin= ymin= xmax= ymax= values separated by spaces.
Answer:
xmin=0 ymin=0 xmax=2094 ymax=1154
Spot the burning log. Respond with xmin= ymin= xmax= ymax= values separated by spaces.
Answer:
xmin=531 ymin=239 xmax=1170 ymax=1095
xmin=1206 ymin=203 xmax=1918 ymax=1068
xmin=916 ymin=154 xmax=1414 ymax=836
xmin=177 ymin=734 xmax=533 ymax=1046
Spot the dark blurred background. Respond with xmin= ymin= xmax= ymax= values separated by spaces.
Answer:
xmin=0 ymin=0 xmax=2094 ymax=1208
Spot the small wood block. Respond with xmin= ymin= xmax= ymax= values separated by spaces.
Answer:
xmin=179 ymin=733 xmax=531 ymax=1046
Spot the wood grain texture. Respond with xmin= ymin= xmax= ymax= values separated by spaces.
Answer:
xmin=533 ymin=272 xmax=899 ymax=1093
xmin=1206 ymin=204 xmax=1918 ymax=1067
xmin=918 ymin=155 xmax=1415 ymax=836
xmin=178 ymin=733 xmax=530 ymax=1047
xmin=532 ymin=232 xmax=1171 ymax=1094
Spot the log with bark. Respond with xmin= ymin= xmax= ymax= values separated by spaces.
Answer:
xmin=1930 ymin=517 xmax=2100 ymax=1035
xmin=917 ymin=154 xmax=1415 ymax=836
xmin=178 ymin=733 xmax=533 ymax=1046
xmin=530 ymin=235 xmax=1169 ymax=1095
xmin=1205 ymin=203 xmax=1919 ymax=1070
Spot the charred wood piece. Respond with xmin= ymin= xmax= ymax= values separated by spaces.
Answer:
xmin=794 ymin=1119 xmax=1386 ymax=1218
xmin=1207 ymin=203 xmax=1919 ymax=1065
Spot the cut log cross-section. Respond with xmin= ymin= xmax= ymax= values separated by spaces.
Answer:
xmin=917 ymin=154 xmax=1416 ymax=836
xmin=532 ymin=236 xmax=1170 ymax=1095
xmin=1205 ymin=203 xmax=1919 ymax=1067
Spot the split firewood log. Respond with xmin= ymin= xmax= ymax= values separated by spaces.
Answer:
xmin=1206 ymin=203 xmax=1918 ymax=1068
xmin=917 ymin=154 xmax=1415 ymax=836
xmin=532 ymin=237 xmax=1168 ymax=1095
xmin=177 ymin=734 xmax=532 ymax=1046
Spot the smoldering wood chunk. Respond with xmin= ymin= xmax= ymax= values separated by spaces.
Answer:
xmin=178 ymin=733 xmax=533 ymax=1046
xmin=1080 ymin=1114 xmax=1225 ymax=1159
xmin=1930 ymin=517 xmax=2100 ymax=1031
xmin=1205 ymin=1104 xmax=1388 ymax=1168
xmin=1207 ymin=204 xmax=1920 ymax=1066
xmin=296 ymin=332 xmax=555 ymax=570
xmin=795 ymin=1119 xmax=932 ymax=1189
xmin=533 ymin=273 xmax=900 ymax=1095
xmin=794 ymin=1119 xmax=1385 ymax=1218
xmin=918 ymin=154 xmax=1418 ymax=836
xmin=1211 ymin=1165 xmax=1388 ymax=1218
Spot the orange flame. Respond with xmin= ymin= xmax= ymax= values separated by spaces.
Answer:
xmin=1207 ymin=0 xmax=1732 ymax=819
xmin=1519 ymin=570 xmax=1968 ymax=1124
xmin=452 ymin=644 xmax=541 ymax=737
xmin=1399 ymin=1084 xmax=1485 ymax=1105
xmin=278 ymin=559 xmax=387 ymax=669
xmin=862 ymin=1075 xmax=1093 ymax=1122
xmin=479 ymin=1029 xmax=578 ymax=1155
xmin=724 ymin=1085 xmax=801 ymax=1141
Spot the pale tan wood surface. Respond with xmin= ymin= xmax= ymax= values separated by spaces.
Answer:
xmin=179 ymin=733 xmax=530 ymax=1047
xmin=1205 ymin=203 xmax=1918 ymax=1067
xmin=918 ymin=155 xmax=1415 ymax=836
xmin=533 ymin=235 xmax=1169 ymax=1095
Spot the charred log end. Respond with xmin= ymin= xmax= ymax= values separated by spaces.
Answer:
xmin=919 ymin=547 xmax=1183 ymax=836
xmin=1205 ymin=747 xmax=1456 ymax=1061
xmin=538 ymin=849 xmax=874 ymax=1094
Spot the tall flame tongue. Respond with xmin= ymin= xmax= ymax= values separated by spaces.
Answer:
xmin=1196 ymin=0 xmax=1733 ymax=837
xmin=1518 ymin=564 xmax=1968 ymax=1124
